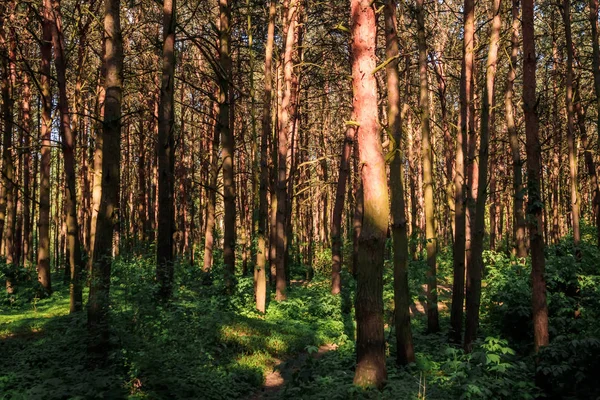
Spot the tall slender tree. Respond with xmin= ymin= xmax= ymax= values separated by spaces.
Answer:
xmin=88 ymin=0 xmax=123 ymax=361
xmin=46 ymin=0 xmax=85 ymax=311
xmin=416 ymin=0 xmax=440 ymax=334
xmin=36 ymin=0 xmax=54 ymax=293
xmin=219 ymin=0 xmax=236 ymax=293
xmin=0 ymin=4 xmax=16 ymax=287
xmin=506 ymin=0 xmax=526 ymax=259
xmin=351 ymin=0 xmax=388 ymax=388
xmin=464 ymin=0 xmax=502 ymax=351
xmin=255 ymin=0 xmax=276 ymax=313
xmin=157 ymin=0 xmax=176 ymax=299
xmin=450 ymin=0 xmax=474 ymax=344
xmin=522 ymin=0 xmax=549 ymax=352
xmin=385 ymin=0 xmax=415 ymax=366
xmin=275 ymin=0 xmax=300 ymax=301
xmin=561 ymin=0 xmax=581 ymax=253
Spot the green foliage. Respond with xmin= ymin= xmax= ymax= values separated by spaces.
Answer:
xmin=3 ymin=223 xmax=600 ymax=399
xmin=480 ymin=230 xmax=600 ymax=399
xmin=480 ymin=251 xmax=533 ymax=348
xmin=273 ymin=336 xmax=538 ymax=399
xmin=0 ymin=259 xmax=47 ymax=306
xmin=312 ymin=246 xmax=333 ymax=277
xmin=0 ymin=253 xmax=348 ymax=399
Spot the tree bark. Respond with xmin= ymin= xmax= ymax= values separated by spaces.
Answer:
xmin=506 ymin=0 xmax=526 ymax=259
xmin=203 ymin=91 xmax=220 ymax=273
xmin=36 ymin=1 xmax=54 ymax=293
xmin=416 ymin=0 xmax=440 ymax=334
xmin=562 ymin=0 xmax=581 ymax=252
xmin=219 ymin=0 xmax=236 ymax=293
xmin=351 ymin=0 xmax=388 ymax=388
xmin=450 ymin=0 xmax=473 ymax=344
xmin=21 ymin=64 xmax=32 ymax=267
xmin=522 ymin=0 xmax=549 ymax=352
xmin=157 ymin=0 xmax=176 ymax=299
xmin=331 ymin=120 xmax=354 ymax=295
xmin=464 ymin=0 xmax=502 ymax=351
xmin=255 ymin=0 xmax=276 ymax=313
xmin=87 ymin=0 xmax=123 ymax=362
xmin=385 ymin=0 xmax=415 ymax=366
xmin=589 ymin=0 xmax=600 ymax=246
xmin=275 ymin=0 xmax=299 ymax=301
xmin=47 ymin=0 xmax=85 ymax=311
xmin=0 ymin=7 xmax=16 ymax=292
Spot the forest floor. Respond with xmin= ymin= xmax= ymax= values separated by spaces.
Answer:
xmin=2 ymin=231 xmax=600 ymax=399
xmin=251 ymin=343 xmax=338 ymax=399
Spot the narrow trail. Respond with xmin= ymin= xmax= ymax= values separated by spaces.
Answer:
xmin=249 ymin=281 xmax=452 ymax=398
xmin=249 ymin=344 xmax=338 ymax=399
xmin=410 ymin=283 xmax=452 ymax=315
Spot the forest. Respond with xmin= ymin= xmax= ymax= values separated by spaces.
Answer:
xmin=1 ymin=0 xmax=600 ymax=398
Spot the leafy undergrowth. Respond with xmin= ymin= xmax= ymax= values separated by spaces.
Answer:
xmin=2 ymin=226 xmax=600 ymax=399
xmin=0 ymin=257 xmax=349 ymax=399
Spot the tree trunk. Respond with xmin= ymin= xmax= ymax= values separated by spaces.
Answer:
xmin=506 ymin=0 xmax=526 ymax=258
xmin=36 ymin=2 xmax=54 ymax=293
xmin=464 ymin=0 xmax=502 ymax=351
xmin=562 ymin=0 xmax=581 ymax=253
xmin=88 ymin=67 xmax=106 ymax=271
xmin=589 ymin=0 xmax=600 ymax=246
xmin=203 ymin=92 xmax=220 ymax=273
xmin=87 ymin=0 xmax=123 ymax=362
xmin=450 ymin=0 xmax=474 ymax=344
xmin=47 ymin=0 xmax=85 ymax=311
xmin=331 ymin=120 xmax=354 ymax=294
xmin=157 ymin=0 xmax=176 ymax=299
xmin=275 ymin=0 xmax=299 ymax=301
xmin=385 ymin=0 xmax=415 ymax=366
xmin=22 ymin=65 xmax=32 ymax=267
xmin=219 ymin=0 xmax=236 ymax=293
xmin=522 ymin=0 xmax=549 ymax=352
xmin=255 ymin=0 xmax=276 ymax=313
xmin=351 ymin=0 xmax=388 ymax=388
xmin=416 ymin=0 xmax=440 ymax=334
xmin=0 ymin=9 xmax=16 ymax=292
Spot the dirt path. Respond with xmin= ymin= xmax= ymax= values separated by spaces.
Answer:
xmin=410 ymin=283 xmax=452 ymax=316
xmin=249 ymin=344 xmax=338 ymax=399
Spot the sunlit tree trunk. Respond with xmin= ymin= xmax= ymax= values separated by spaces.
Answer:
xmin=575 ymin=77 xmax=598 ymax=238
xmin=21 ymin=65 xmax=32 ymax=267
xmin=351 ymin=0 xmax=388 ymax=388
xmin=203 ymin=91 xmax=220 ymax=273
xmin=550 ymin=22 xmax=561 ymax=245
xmin=88 ymin=67 xmax=106 ymax=271
xmin=562 ymin=0 xmax=581 ymax=253
xmin=219 ymin=0 xmax=236 ymax=293
xmin=36 ymin=1 xmax=54 ymax=293
xmin=0 ymin=7 xmax=16 ymax=292
xmin=464 ymin=0 xmax=502 ymax=351
xmin=434 ymin=55 xmax=454 ymax=242
xmin=450 ymin=0 xmax=473 ymax=344
xmin=275 ymin=0 xmax=299 ymax=300
xmin=47 ymin=0 xmax=85 ymax=311
xmin=416 ymin=0 xmax=440 ymax=334
xmin=255 ymin=0 xmax=276 ymax=313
